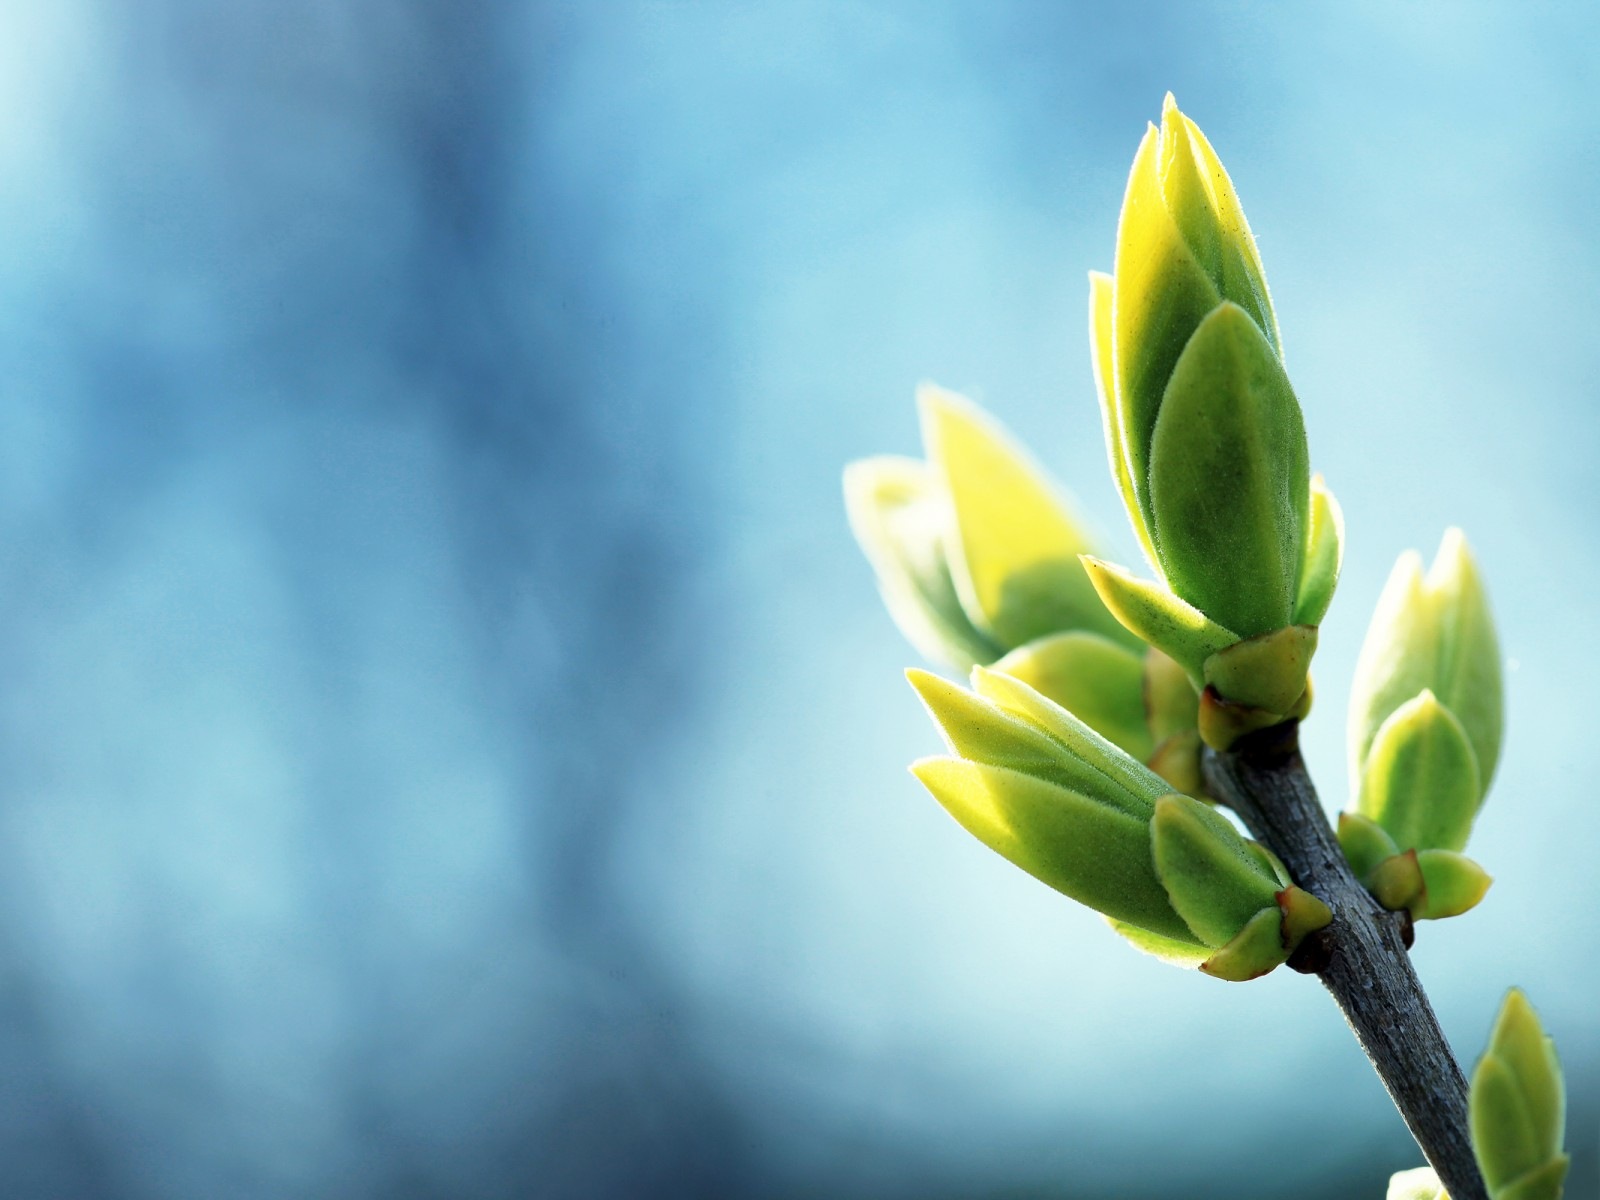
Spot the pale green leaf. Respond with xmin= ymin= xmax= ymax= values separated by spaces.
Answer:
xmin=1090 ymin=270 xmax=1156 ymax=567
xmin=1349 ymin=550 xmax=1437 ymax=779
xmin=843 ymin=455 xmax=1001 ymax=670
xmin=1105 ymin=916 xmax=1210 ymax=967
xmin=1428 ymin=528 xmax=1503 ymax=792
xmin=919 ymin=385 xmax=1134 ymax=650
xmin=1111 ymin=122 xmax=1223 ymax=532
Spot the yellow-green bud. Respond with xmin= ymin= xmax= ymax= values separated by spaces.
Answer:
xmin=1350 ymin=529 xmax=1502 ymax=794
xmin=1471 ymin=990 xmax=1568 ymax=1200
xmin=1345 ymin=530 xmax=1503 ymax=876
xmin=1085 ymin=96 xmax=1345 ymax=742
xmin=1336 ymin=813 xmax=1492 ymax=922
xmin=1413 ymin=850 xmax=1493 ymax=921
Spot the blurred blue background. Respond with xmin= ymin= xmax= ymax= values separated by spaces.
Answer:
xmin=0 ymin=1 xmax=1593 ymax=1196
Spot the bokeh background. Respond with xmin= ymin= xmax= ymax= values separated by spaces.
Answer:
xmin=0 ymin=1 xmax=1593 ymax=1196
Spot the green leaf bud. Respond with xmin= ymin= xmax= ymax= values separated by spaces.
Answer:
xmin=1471 ymin=990 xmax=1568 ymax=1200
xmin=1343 ymin=532 xmax=1502 ymax=909
xmin=991 ymin=632 xmax=1153 ymax=761
xmin=904 ymin=668 xmax=1329 ymax=966
xmin=843 ymin=455 xmax=1000 ymax=670
xmin=910 ymin=757 xmax=1197 ymax=943
xmin=1358 ymin=689 xmax=1482 ymax=854
xmin=1349 ymin=530 xmax=1503 ymax=797
xmin=1088 ymin=96 xmax=1324 ymax=684
xmin=919 ymin=385 xmax=1136 ymax=651
xmin=1087 ymin=96 xmax=1336 ymax=724
xmin=1386 ymin=1166 xmax=1447 ymax=1200
xmin=1339 ymin=815 xmax=1492 ymax=922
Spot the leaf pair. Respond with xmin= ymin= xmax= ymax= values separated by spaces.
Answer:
xmin=846 ymin=390 xmax=1210 ymax=792
xmin=992 ymin=634 xmax=1206 ymax=795
xmin=844 ymin=387 xmax=1133 ymax=671
xmin=1340 ymin=530 xmax=1502 ymax=921
xmin=908 ymin=668 xmax=1328 ymax=981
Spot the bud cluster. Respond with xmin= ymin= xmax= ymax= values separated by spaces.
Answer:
xmin=1085 ymin=93 xmax=1344 ymax=750
xmin=909 ymin=667 xmax=1328 ymax=981
xmin=844 ymin=97 xmax=1515 ymax=992
xmin=846 ymin=387 xmax=1208 ymax=791
xmin=1339 ymin=530 xmax=1501 ymax=922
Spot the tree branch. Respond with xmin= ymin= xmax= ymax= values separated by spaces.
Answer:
xmin=1202 ymin=723 xmax=1487 ymax=1200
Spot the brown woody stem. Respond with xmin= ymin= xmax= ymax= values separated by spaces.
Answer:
xmin=1202 ymin=723 xmax=1487 ymax=1200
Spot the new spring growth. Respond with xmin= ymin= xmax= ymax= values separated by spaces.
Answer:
xmin=844 ymin=388 xmax=1207 ymax=793
xmin=844 ymin=385 xmax=1134 ymax=670
xmin=1472 ymin=990 xmax=1568 ymax=1200
xmin=1339 ymin=530 xmax=1501 ymax=922
xmin=1390 ymin=990 xmax=1568 ymax=1200
xmin=1084 ymin=94 xmax=1344 ymax=750
xmin=906 ymin=666 xmax=1329 ymax=982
